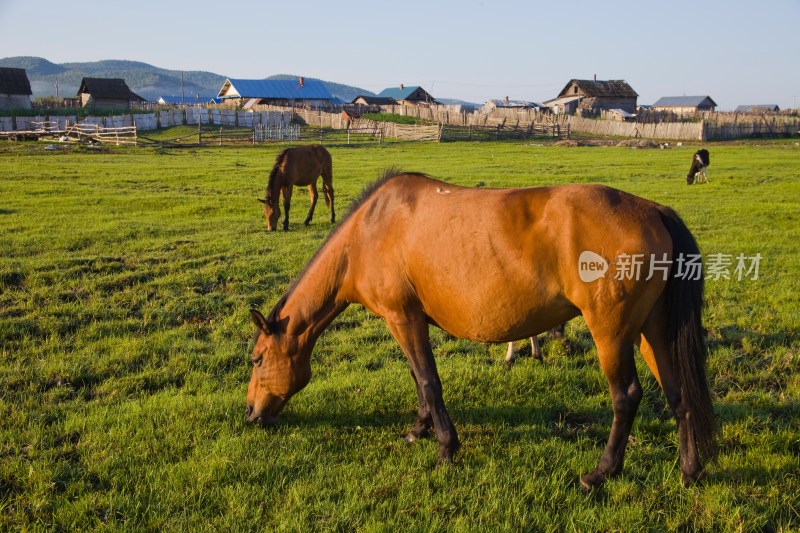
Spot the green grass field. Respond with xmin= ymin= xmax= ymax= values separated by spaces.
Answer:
xmin=1 ymin=137 xmax=799 ymax=531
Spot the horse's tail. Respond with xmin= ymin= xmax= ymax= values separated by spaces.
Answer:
xmin=658 ymin=207 xmax=717 ymax=462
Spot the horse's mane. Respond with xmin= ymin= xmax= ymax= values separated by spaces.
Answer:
xmin=264 ymin=168 xmax=425 ymax=325
xmin=266 ymin=149 xmax=291 ymax=204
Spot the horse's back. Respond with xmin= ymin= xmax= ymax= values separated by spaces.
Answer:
xmin=281 ymin=145 xmax=330 ymax=185
xmin=345 ymin=174 xmax=672 ymax=342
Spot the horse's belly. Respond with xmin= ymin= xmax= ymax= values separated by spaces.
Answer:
xmin=416 ymin=271 xmax=574 ymax=343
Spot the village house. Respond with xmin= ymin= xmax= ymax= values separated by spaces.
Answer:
xmin=377 ymin=85 xmax=436 ymax=106
xmin=546 ymin=78 xmax=638 ymax=116
xmin=0 ymin=67 xmax=32 ymax=110
xmin=216 ymin=77 xmax=335 ymax=108
xmin=78 ymin=78 xmax=145 ymax=109
xmin=735 ymin=104 xmax=780 ymax=113
xmin=481 ymin=97 xmax=544 ymax=113
xmin=351 ymin=95 xmax=397 ymax=110
xmin=652 ymin=96 xmax=717 ymax=115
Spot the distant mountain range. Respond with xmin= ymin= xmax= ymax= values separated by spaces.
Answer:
xmin=0 ymin=56 xmax=377 ymax=103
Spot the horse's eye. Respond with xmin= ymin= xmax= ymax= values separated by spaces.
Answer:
xmin=250 ymin=355 xmax=263 ymax=367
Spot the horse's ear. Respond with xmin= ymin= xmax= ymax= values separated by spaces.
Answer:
xmin=250 ymin=309 xmax=272 ymax=335
xmin=257 ymin=198 xmax=267 ymax=204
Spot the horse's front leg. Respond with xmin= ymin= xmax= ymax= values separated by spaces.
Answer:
xmin=386 ymin=313 xmax=459 ymax=464
xmin=404 ymin=369 xmax=433 ymax=442
xmin=304 ymin=183 xmax=318 ymax=226
xmin=281 ymin=186 xmax=293 ymax=231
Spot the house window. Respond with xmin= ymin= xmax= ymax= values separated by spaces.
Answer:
xmin=574 ymin=86 xmax=579 ymax=94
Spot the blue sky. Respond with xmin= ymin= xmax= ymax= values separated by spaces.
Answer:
xmin=1 ymin=0 xmax=798 ymax=109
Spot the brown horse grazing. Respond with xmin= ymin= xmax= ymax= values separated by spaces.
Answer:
xmin=246 ymin=171 xmax=717 ymax=489
xmin=258 ymin=145 xmax=335 ymax=231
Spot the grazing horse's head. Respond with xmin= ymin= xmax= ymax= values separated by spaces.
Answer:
xmin=258 ymin=196 xmax=281 ymax=232
xmin=245 ymin=309 xmax=311 ymax=427
xmin=259 ymin=163 xmax=283 ymax=231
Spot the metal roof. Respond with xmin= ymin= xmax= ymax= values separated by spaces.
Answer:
xmin=487 ymin=99 xmax=542 ymax=108
xmin=652 ymin=96 xmax=717 ymax=108
xmin=377 ymin=86 xmax=422 ymax=100
xmin=352 ymin=95 xmax=397 ymax=105
xmin=158 ymin=95 xmax=216 ymax=105
xmin=218 ymin=78 xmax=334 ymax=100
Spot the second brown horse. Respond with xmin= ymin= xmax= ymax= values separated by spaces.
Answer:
xmin=259 ymin=145 xmax=335 ymax=231
xmin=246 ymin=171 xmax=716 ymax=489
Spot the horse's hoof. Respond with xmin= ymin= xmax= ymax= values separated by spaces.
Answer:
xmin=304 ymin=220 xmax=311 ymax=226
xmin=579 ymin=470 xmax=606 ymax=491
xmin=436 ymin=450 xmax=456 ymax=466
xmin=681 ymin=466 xmax=705 ymax=487
xmin=403 ymin=433 xmax=418 ymax=443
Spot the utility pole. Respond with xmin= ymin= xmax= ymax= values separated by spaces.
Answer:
xmin=55 ymin=80 xmax=59 ymax=99
xmin=181 ymin=71 xmax=185 ymax=108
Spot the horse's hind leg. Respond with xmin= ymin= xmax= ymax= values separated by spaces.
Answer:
xmin=580 ymin=333 xmax=642 ymax=490
xmin=304 ymin=183 xmax=318 ymax=226
xmin=639 ymin=309 xmax=704 ymax=486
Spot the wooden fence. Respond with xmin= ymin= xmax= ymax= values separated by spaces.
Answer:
xmin=564 ymin=116 xmax=703 ymax=140
xmin=702 ymin=119 xmax=800 ymax=140
xmin=3 ymin=106 xmax=797 ymax=144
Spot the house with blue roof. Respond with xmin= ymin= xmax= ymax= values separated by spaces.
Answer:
xmin=377 ymin=85 xmax=436 ymax=106
xmin=217 ymin=77 xmax=335 ymax=108
xmin=652 ymin=96 xmax=717 ymax=114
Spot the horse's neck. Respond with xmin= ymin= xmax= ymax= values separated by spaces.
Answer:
xmin=280 ymin=234 xmax=349 ymax=342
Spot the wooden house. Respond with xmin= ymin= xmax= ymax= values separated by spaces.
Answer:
xmin=216 ymin=77 xmax=335 ymax=108
xmin=482 ymin=97 xmax=543 ymax=113
xmin=351 ymin=95 xmax=397 ymax=106
xmin=377 ymin=85 xmax=436 ymax=106
xmin=78 ymin=78 xmax=145 ymax=109
xmin=549 ymin=79 xmax=638 ymax=115
xmin=0 ymin=67 xmax=32 ymax=110
xmin=652 ymin=96 xmax=717 ymax=115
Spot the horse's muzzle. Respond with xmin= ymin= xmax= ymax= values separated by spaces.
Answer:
xmin=246 ymin=404 xmax=278 ymax=427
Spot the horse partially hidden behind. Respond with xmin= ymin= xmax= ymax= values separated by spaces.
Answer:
xmin=246 ymin=170 xmax=717 ymax=489
xmin=686 ymin=148 xmax=710 ymax=185
xmin=505 ymin=323 xmax=566 ymax=367
xmin=258 ymin=145 xmax=335 ymax=231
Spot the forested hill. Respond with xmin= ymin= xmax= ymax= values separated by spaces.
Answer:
xmin=0 ymin=56 xmax=374 ymax=103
